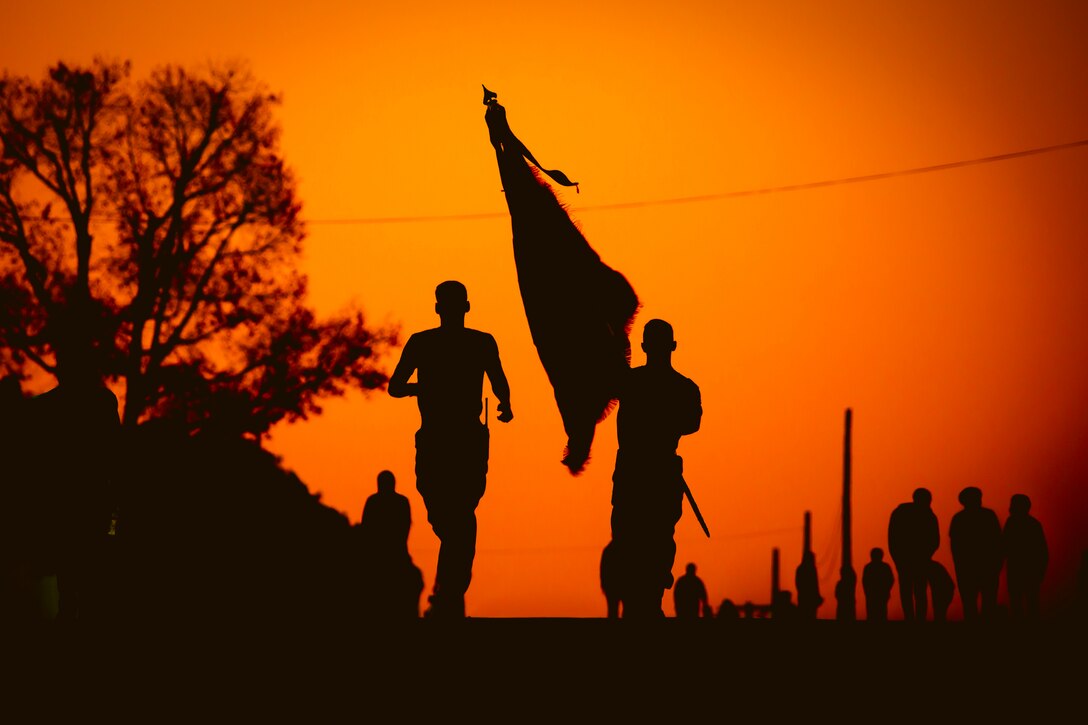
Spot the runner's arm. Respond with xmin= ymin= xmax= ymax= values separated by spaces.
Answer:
xmin=484 ymin=335 xmax=513 ymax=422
xmin=388 ymin=336 xmax=420 ymax=398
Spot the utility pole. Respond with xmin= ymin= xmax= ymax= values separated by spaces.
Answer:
xmin=771 ymin=546 xmax=780 ymax=606
xmin=803 ymin=510 xmax=812 ymax=555
xmin=796 ymin=510 xmax=821 ymax=619
xmin=835 ymin=407 xmax=857 ymax=621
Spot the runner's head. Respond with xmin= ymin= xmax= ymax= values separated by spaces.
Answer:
xmin=435 ymin=280 xmax=470 ymax=319
xmin=641 ymin=319 xmax=676 ymax=354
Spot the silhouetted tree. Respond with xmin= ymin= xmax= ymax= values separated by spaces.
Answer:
xmin=0 ymin=60 xmax=395 ymax=436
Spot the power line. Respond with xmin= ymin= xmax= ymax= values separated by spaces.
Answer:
xmin=303 ymin=137 xmax=1088 ymax=225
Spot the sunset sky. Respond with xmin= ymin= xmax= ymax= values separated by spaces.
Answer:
xmin=3 ymin=0 xmax=1086 ymax=619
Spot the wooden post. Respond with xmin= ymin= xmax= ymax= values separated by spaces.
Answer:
xmin=803 ymin=510 xmax=812 ymax=555
xmin=772 ymin=547 xmax=780 ymax=605
xmin=836 ymin=407 xmax=857 ymax=621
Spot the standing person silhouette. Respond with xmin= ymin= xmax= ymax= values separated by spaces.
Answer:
xmin=1002 ymin=493 xmax=1048 ymax=621
xmin=360 ymin=470 xmax=412 ymax=557
xmin=0 ymin=376 xmax=33 ymax=625
xmin=358 ymin=470 xmax=424 ymax=619
xmin=27 ymin=306 xmax=121 ymax=626
xmin=927 ymin=559 xmax=955 ymax=623
xmin=388 ymin=281 xmax=513 ymax=619
xmin=606 ymin=319 xmax=702 ymax=619
xmin=861 ymin=547 xmax=895 ymax=622
xmin=949 ymin=486 xmax=1003 ymax=622
xmin=887 ymin=488 xmax=940 ymax=621
xmin=673 ymin=562 xmax=711 ymax=619
xmin=795 ymin=550 xmax=823 ymax=620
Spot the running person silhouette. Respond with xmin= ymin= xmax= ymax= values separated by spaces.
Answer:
xmin=388 ymin=281 xmax=513 ymax=618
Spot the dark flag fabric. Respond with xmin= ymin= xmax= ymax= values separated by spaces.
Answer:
xmin=484 ymin=88 xmax=639 ymax=474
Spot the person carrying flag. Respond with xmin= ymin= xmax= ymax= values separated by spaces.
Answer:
xmin=606 ymin=319 xmax=702 ymax=619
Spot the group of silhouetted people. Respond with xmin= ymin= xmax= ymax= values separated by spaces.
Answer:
xmin=389 ymin=280 xmax=703 ymax=620
xmin=0 ymin=284 xmax=1069 ymax=628
xmin=654 ymin=485 xmax=1053 ymax=623
xmin=3 ymin=279 xmax=708 ymax=625
xmin=875 ymin=486 xmax=1049 ymax=622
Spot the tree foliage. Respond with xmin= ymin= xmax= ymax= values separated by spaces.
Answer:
xmin=0 ymin=59 xmax=395 ymax=436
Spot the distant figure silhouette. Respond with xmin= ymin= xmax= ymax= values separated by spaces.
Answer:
xmin=795 ymin=550 xmax=823 ymax=620
xmin=0 ymin=376 xmax=33 ymax=625
xmin=358 ymin=470 xmax=424 ymax=619
xmin=772 ymin=590 xmax=798 ymax=621
xmin=25 ymin=308 xmax=121 ymax=625
xmin=888 ymin=487 xmax=940 ymax=621
xmin=861 ymin=547 xmax=895 ymax=622
xmin=388 ymin=281 xmax=512 ymax=619
xmin=606 ymin=319 xmax=702 ymax=619
xmin=716 ymin=599 xmax=739 ymax=620
xmin=927 ymin=559 xmax=955 ymax=623
xmin=673 ymin=562 xmax=711 ymax=619
xmin=361 ymin=471 xmax=411 ymax=554
xmin=600 ymin=540 xmax=622 ymax=618
xmin=949 ymin=486 xmax=1003 ymax=622
xmin=1002 ymin=494 xmax=1048 ymax=621
xmin=834 ymin=566 xmax=858 ymax=621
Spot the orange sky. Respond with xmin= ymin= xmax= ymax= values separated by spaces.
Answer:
xmin=3 ymin=0 xmax=1087 ymax=619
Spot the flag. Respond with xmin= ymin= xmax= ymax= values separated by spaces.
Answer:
xmin=484 ymin=90 xmax=639 ymax=474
